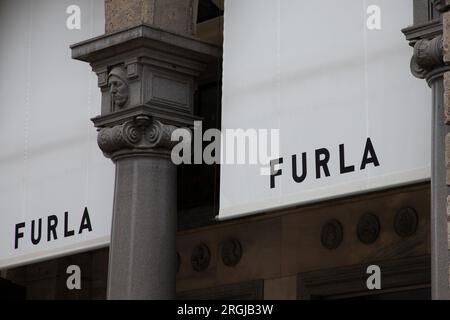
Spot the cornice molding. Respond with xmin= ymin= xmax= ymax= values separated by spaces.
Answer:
xmin=402 ymin=19 xmax=442 ymax=46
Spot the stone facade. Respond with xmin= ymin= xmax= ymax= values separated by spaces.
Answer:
xmin=0 ymin=0 xmax=441 ymax=300
xmin=5 ymin=183 xmax=431 ymax=300
xmin=105 ymin=0 xmax=199 ymax=35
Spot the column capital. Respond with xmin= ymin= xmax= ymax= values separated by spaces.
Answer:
xmin=97 ymin=116 xmax=178 ymax=160
xmin=71 ymin=24 xmax=220 ymax=161
xmin=403 ymin=2 xmax=450 ymax=84
xmin=410 ymin=35 xmax=450 ymax=83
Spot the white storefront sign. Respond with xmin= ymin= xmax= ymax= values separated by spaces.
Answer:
xmin=219 ymin=0 xmax=431 ymax=219
xmin=0 ymin=0 xmax=114 ymax=269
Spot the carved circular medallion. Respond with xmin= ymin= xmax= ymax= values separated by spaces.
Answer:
xmin=321 ymin=220 xmax=343 ymax=250
xmin=357 ymin=213 xmax=380 ymax=245
xmin=394 ymin=207 xmax=418 ymax=238
xmin=220 ymin=239 xmax=243 ymax=267
xmin=191 ymin=244 xmax=211 ymax=272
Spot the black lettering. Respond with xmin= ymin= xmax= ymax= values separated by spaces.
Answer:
xmin=315 ymin=148 xmax=331 ymax=179
xmin=14 ymin=222 xmax=25 ymax=249
xmin=270 ymin=158 xmax=283 ymax=189
xmin=339 ymin=144 xmax=355 ymax=174
xmin=31 ymin=218 xmax=42 ymax=245
xmin=79 ymin=207 xmax=93 ymax=234
xmin=292 ymin=153 xmax=307 ymax=183
xmin=361 ymin=138 xmax=380 ymax=170
xmin=47 ymin=215 xmax=58 ymax=242
xmin=64 ymin=212 xmax=75 ymax=238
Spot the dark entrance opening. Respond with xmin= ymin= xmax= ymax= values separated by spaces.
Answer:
xmin=298 ymin=256 xmax=431 ymax=300
xmin=0 ymin=278 xmax=26 ymax=300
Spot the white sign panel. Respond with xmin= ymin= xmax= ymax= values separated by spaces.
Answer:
xmin=219 ymin=0 xmax=431 ymax=219
xmin=0 ymin=0 xmax=114 ymax=268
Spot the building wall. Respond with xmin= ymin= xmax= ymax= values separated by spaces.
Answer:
xmin=4 ymin=183 xmax=430 ymax=299
xmin=1 ymin=1 xmax=435 ymax=300
xmin=176 ymin=183 xmax=430 ymax=299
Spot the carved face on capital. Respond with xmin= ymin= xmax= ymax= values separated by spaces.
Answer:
xmin=108 ymin=67 xmax=129 ymax=110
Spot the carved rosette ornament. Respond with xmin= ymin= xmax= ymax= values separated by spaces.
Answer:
xmin=97 ymin=116 xmax=178 ymax=159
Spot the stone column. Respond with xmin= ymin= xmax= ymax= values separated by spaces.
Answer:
xmin=71 ymin=1 xmax=220 ymax=299
xmin=403 ymin=0 xmax=450 ymax=299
